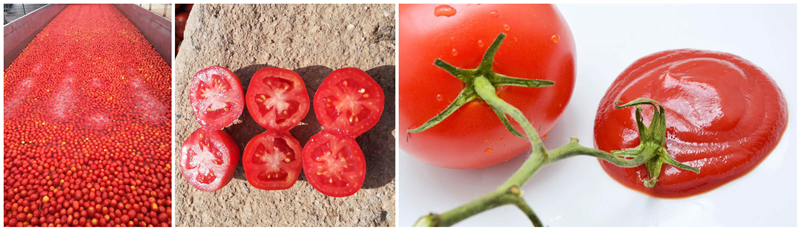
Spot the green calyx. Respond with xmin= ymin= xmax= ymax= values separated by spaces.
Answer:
xmin=407 ymin=33 xmax=554 ymax=138
xmin=611 ymin=98 xmax=699 ymax=187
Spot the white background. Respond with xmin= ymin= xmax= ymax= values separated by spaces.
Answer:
xmin=399 ymin=4 xmax=798 ymax=227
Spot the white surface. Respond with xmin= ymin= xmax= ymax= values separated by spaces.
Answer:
xmin=398 ymin=4 xmax=797 ymax=227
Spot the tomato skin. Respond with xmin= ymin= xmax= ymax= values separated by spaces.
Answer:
xmin=594 ymin=49 xmax=788 ymax=197
xmin=302 ymin=132 xmax=367 ymax=197
xmin=245 ymin=67 xmax=310 ymax=132
xmin=313 ymin=68 xmax=385 ymax=137
xmin=180 ymin=128 xmax=240 ymax=192
xmin=242 ymin=130 xmax=303 ymax=190
xmin=190 ymin=66 xmax=245 ymax=130
xmin=399 ymin=4 xmax=576 ymax=169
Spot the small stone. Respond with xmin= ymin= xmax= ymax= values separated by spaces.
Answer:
xmin=347 ymin=24 xmax=355 ymax=30
xmin=240 ymin=182 xmax=249 ymax=194
xmin=283 ymin=38 xmax=292 ymax=44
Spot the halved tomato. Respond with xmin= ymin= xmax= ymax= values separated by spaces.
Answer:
xmin=180 ymin=128 xmax=240 ymax=192
xmin=313 ymin=68 xmax=384 ymax=137
xmin=245 ymin=67 xmax=310 ymax=131
xmin=190 ymin=66 xmax=244 ymax=130
xmin=302 ymin=132 xmax=367 ymax=197
xmin=242 ymin=130 xmax=303 ymax=190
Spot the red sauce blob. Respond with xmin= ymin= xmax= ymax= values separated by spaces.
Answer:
xmin=594 ymin=49 xmax=788 ymax=198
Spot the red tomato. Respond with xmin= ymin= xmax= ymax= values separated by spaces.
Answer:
xmin=190 ymin=66 xmax=245 ymax=130
xmin=242 ymin=130 xmax=303 ymax=190
xmin=245 ymin=67 xmax=310 ymax=131
xmin=302 ymin=132 xmax=366 ymax=197
xmin=180 ymin=129 xmax=240 ymax=192
xmin=175 ymin=12 xmax=189 ymax=24
xmin=594 ymin=49 xmax=788 ymax=197
xmin=313 ymin=68 xmax=384 ymax=137
xmin=399 ymin=4 xmax=576 ymax=169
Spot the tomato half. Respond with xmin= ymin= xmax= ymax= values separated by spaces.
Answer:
xmin=246 ymin=67 xmax=310 ymax=132
xmin=313 ymin=68 xmax=385 ymax=137
xmin=180 ymin=128 xmax=240 ymax=192
xmin=594 ymin=49 xmax=788 ymax=198
xmin=190 ymin=66 xmax=245 ymax=130
xmin=302 ymin=132 xmax=367 ymax=197
xmin=399 ymin=4 xmax=576 ymax=169
xmin=242 ymin=130 xmax=303 ymax=190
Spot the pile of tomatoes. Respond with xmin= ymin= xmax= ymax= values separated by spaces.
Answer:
xmin=3 ymin=5 xmax=172 ymax=227
xmin=181 ymin=66 xmax=384 ymax=197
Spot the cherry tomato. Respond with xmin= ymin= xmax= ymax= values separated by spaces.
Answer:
xmin=398 ymin=4 xmax=576 ymax=169
xmin=594 ymin=49 xmax=788 ymax=197
xmin=190 ymin=66 xmax=245 ymax=130
xmin=180 ymin=129 xmax=240 ymax=192
xmin=242 ymin=130 xmax=303 ymax=190
xmin=245 ymin=67 xmax=310 ymax=132
xmin=313 ymin=68 xmax=384 ymax=137
xmin=302 ymin=132 xmax=366 ymax=197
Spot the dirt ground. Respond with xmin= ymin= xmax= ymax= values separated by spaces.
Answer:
xmin=173 ymin=4 xmax=395 ymax=227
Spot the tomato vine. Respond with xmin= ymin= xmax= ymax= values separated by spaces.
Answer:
xmin=410 ymin=33 xmax=699 ymax=227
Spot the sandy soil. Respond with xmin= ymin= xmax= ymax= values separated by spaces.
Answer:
xmin=173 ymin=4 xmax=395 ymax=227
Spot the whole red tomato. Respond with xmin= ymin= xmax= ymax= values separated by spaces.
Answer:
xmin=594 ymin=49 xmax=788 ymax=197
xmin=399 ymin=4 xmax=576 ymax=169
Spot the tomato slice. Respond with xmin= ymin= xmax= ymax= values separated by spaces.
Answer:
xmin=302 ymin=132 xmax=367 ymax=197
xmin=190 ymin=66 xmax=244 ymax=130
xmin=180 ymin=128 xmax=240 ymax=192
xmin=242 ymin=130 xmax=303 ymax=190
xmin=313 ymin=68 xmax=384 ymax=137
xmin=245 ymin=67 xmax=310 ymax=132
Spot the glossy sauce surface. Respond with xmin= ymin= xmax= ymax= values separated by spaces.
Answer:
xmin=594 ymin=49 xmax=788 ymax=197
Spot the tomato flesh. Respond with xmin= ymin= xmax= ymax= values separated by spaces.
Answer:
xmin=399 ymin=4 xmax=576 ymax=169
xmin=594 ymin=49 xmax=788 ymax=197
xmin=180 ymin=129 xmax=240 ymax=192
xmin=190 ymin=66 xmax=244 ymax=130
xmin=246 ymin=67 xmax=310 ymax=132
xmin=302 ymin=132 xmax=367 ymax=197
xmin=313 ymin=68 xmax=384 ymax=137
xmin=243 ymin=130 xmax=303 ymax=190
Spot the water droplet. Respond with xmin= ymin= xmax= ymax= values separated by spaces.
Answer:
xmin=477 ymin=39 xmax=484 ymax=47
xmin=451 ymin=48 xmax=458 ymax=56
xmin=542 ymin=134 xmax=548 ymax=140
xmin=499 ymin=137 xmax=504 ymax=141
xmin=503 ymin=24 xmax=510 ymax=31
xmin=489 ymin=10 xmax=498 ymax=17
xmin=484 ymin=148 xmax=493 ymax=154
xmin=483 ymin=137 xmax=489 ymax=142
xmin=434 ymin=5 xmax=457 ymax=17
xmin=551 ymin=34 xmax=560 ymax=43
xmin=436 ymin=94 xmax=443 ymax=101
